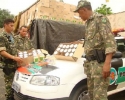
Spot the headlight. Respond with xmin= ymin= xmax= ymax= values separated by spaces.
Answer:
xmin=30 ymin=75 xmax=60 ymax=86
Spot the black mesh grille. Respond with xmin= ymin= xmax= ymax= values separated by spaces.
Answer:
xmin=14 ymin=91 xmax=68 ymax=100
xmin=14 ymin=91 xmax=42 ymax=100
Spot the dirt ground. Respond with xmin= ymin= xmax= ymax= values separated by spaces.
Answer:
xmin=0 ymin=69 xmax=125 ymax=100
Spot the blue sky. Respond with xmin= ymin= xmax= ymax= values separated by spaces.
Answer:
xmin=0 ymin=0 xmax=125 ymax=15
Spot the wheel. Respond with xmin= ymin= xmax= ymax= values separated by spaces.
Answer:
xmin=69 ymin=85 xmax=90 ymax=100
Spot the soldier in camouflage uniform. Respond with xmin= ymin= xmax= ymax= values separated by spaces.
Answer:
xmin=15 ymin=25 xmax=33 ymax=51
xmin=0 ymin=19 xmax=22 ymax=100
xmin=74 ymin=0 xmax=117 ymax=100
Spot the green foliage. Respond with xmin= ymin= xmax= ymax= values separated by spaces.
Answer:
xmin=94 ymin=4 xmax=113 ymax=15
xmin=0 ymin=8 xmax=14 ymax=28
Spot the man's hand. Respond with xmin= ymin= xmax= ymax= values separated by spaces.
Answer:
xmin=102 ymin=53 xmax=113 ymax=80
xmin=103 ymin=63 xmax=111 ymax=80
xmin=13 ymin=56 xmax=23 ymax=63
xmin=0 ymin=50 xmax=23 ymax=64
xmin=38 ymin=61 xmax=48 ymax=66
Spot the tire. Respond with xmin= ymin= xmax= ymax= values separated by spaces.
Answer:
xmin=69 ymin=85 xmax=90 ymax=100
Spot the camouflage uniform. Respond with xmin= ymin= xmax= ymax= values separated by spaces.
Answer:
xmin=0 ymin=31 xmax=18 ymax=100
xmin=15 ymin=35 xmax=33 ymax=51
xmin=74 ymin=1 xmax=117 ymax=100
xmin=84 ymin=13 xmax=116 ymax=100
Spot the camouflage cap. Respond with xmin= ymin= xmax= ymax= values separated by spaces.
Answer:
xmin=74 ymin=0 xmax=91 ymax=12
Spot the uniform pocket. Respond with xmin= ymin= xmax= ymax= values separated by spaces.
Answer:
xmin=92 ymin=61 xmax=104 ymax=78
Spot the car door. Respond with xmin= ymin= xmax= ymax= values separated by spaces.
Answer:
xmin=108 ymin=37 xmax=125 ymax=94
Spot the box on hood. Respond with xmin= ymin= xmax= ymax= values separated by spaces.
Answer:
xmin=53 ymin=42 xmax=84 ymax=61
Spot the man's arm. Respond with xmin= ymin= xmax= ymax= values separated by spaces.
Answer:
xmin=103 ymin=53 xmax=113 ymax=79
xmin=0 ymin=50 xmax=22 ymax=63
xmin=0 ymin=50 xmax=14 ymax=60
xmin=98 ymin=16 xmax=117 ymax=79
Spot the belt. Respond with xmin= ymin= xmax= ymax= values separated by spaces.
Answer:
xmin=86 ymin=55 xmax=96 ymax=61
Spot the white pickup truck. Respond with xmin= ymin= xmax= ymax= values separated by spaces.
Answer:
xmin=12 ymin=36 xmax=125 ymax=100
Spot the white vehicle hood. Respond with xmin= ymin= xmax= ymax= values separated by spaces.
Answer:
xmin=17 ymin=58 xmax=86 ymax=78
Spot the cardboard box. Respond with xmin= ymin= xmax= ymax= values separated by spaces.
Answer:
xmin=53 ymin=42 xmax=84 ymax=61
xmin=53 ymin=8 xmax=63 ymax=14
xmin=70 ymin=5 xmax=76 ymax=12
xmin=41 ymin=0 xmax=50 ymax=7
xmin=18 ymin=56 xmax=34 ymax=67
xmin=64 ymin=4 xmax=70 ymax=12
xmin=18 ymin=49 xmax=48 ymax=66
xmin=40 ymin=7 xmax=54 ymax=14
xmin=18 ymin=50 xmax=34 ymax=66
xmin=36 ymin=1 xmax=41 ymax=8
xmin=49 ymin=0 xmax=57 ymax=8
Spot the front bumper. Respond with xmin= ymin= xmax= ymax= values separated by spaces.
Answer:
xmin=14 ymin=91 xmax=69 ymax=100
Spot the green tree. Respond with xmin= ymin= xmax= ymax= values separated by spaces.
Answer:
xmin=0 ymin=8 xmax=14 ymax=28
xmin=94 ymin=4 xmax=113 ymax=15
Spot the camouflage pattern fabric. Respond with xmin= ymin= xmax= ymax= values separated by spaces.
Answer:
xmin=74 ymin=0 xmax=91 ymax=12
xmin=84 ymin=61 xmax=109 ymax=100
xmin=84 ymin=13 xmax=117 ymax=100
xmin=4 ymin=72 xmax=15 ymax=100
xmin=0 ymin=31 xmax=17 ymax=68
xmin=0 ymin=55 xmax=4 ymax=68
xmin=84 ymin=13 xmax=116 ymax=55
xmin=15 ymin=35 xmax=33 ymax=51
xmin=0 ymin=31 xmax=17 ymax=100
